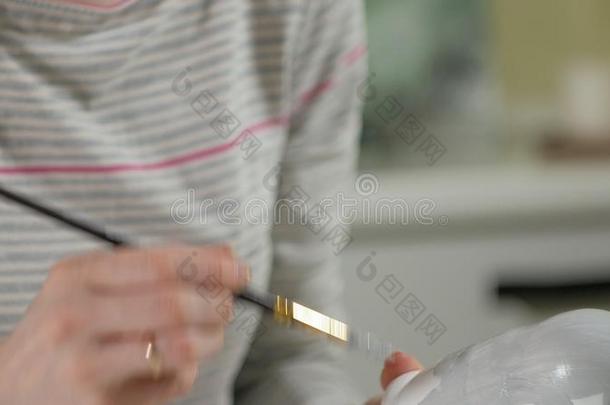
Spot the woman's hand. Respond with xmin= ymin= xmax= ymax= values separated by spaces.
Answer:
xmin=0 ymin=245 xmax=249 ymax=405
xmin=365 ymin=352 xmax=422 ymax=405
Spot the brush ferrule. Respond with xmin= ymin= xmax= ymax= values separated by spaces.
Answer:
xmin=274 ymin=296 xmax=293 ymax=324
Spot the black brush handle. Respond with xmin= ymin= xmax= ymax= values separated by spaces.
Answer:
xmin=0 ymin=185 xmax=271 ymax=311
xmin=0 ymin=186 xmax=126 ymax=246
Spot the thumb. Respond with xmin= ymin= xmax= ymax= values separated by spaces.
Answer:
xmin=380 ymin=352 xmax=422 ymax=391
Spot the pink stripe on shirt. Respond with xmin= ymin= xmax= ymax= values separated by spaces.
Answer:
xmin=0 ymin=45 xmax=365 ymax=176
xmin=52 ymin=0 xmax=136 ymax=11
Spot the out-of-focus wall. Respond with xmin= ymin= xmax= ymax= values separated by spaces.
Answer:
xmin=347 ymin=1 xmax=610 ymax=397
xmin=491 ymin=0 xmax=610 ymax=106
xmin=340 ymin=168 xmax=610 ymax=397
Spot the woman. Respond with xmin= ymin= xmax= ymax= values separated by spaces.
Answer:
xmin=0 ymin=0 xmax=386 ymax=403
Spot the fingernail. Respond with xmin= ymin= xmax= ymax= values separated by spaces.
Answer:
xmin=223 ymin=244 xmax=236 ymax=257
xmin=385 ymin=352 xmax=401 ymax=366
xmin=238 ymin=263 xmax=251 ymax=283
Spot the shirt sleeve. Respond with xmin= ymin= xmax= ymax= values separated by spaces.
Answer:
xmin=233 ymin=1 xmax=368 ymax=404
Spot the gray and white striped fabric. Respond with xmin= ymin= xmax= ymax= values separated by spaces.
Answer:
xmin=0 ymin=0 xmax=367 ymax=403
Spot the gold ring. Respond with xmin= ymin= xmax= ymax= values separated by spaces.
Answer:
xmin=145 ymin=337 xmax=162 ymax=379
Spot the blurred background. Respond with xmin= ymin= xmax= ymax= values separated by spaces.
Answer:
xmin=340 ymin=0 xmax=610 ymax=397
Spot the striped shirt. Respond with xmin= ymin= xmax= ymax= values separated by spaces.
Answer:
xmin=0 ymin=0 xmax=367 ymax=403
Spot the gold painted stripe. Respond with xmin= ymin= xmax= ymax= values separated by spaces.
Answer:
xmin=291 ymin=302 xmax=349 ymax=342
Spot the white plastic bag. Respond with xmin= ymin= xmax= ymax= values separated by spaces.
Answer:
xmin=383 ymin=309 xmax=610 ymax=405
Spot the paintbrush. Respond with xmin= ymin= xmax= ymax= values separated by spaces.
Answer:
xmin=0 ymin=185 xmax=393 ymax=360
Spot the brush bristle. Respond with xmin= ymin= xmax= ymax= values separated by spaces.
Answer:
xmin=348 ymin=330 xmax=394 ymax=361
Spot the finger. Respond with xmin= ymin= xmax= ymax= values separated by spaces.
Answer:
xmin=89 ymin=287 xmax=232 ymax=335
xmin=380 ymin=352 xmax=422 ymax=390
xmin=72 ymin=245 xmax=250 ymax=292
xmin=89 ymin=326 xmax=223 ymax=389
xmin=110 ymin=365 xmax=199 ymax=405
xmin=173 ymin=246 xmax=251 ymax=291
xmin=111 ymin=376 xmax=178 ymax=405
xmin=365 ymin=397 xmax=381 ymax=405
